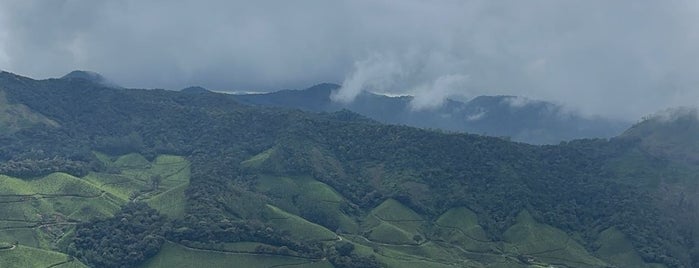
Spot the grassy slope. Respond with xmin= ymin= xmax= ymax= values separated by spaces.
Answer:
xmin=434 ymin=207 xmax=495 ymax=253
xmin=0 ymin=245 xmax=87 ymax=268
xmin=339 ymin=236 xmax=462 ymax=268
xmin=263 ymin=204 xmax=338 ymax=241
xmin=240 ymin=148 xmax=275 ymax=169
xmin=348 ymin=201 xmax=527 ymax=267
xmin=502 ymin=210 xmax=608 ymax=267
xmin=86 ymin=153 xmax=190 ymax=218
xmin=363 ymin=199 xmax=425 ymax=245
xmin=0 ymin=91 xmax=58 ymax=133
xmin=255 ymin=174 xmax=359 ymax=233
xmin=247 ymin=162 xmax=629 ymax=268
xmin=140 ymin=241 xmax=333 ymax=268
xmin=0 ymin=173 xmax=121 ymax=248
xmin=0 ymin=152 xmax=191 ymax=266
xmin=595 ymin=227 xmax=667 ymax=268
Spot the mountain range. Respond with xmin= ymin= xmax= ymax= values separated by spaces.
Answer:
xmin=231 ymin=83 xmax=631 ymax=144
xmin=0 ymin=70 xmax=696 ymax=268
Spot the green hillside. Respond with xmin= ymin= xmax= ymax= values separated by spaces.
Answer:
xmin=0 ymin=150 xmax=191 ymax=266
xmin=0 ymin=72 xmax=697 ymax=267
xmin=140 ymin=241 xmax=333 ymax=268
xmin=0 ymin=91 xmax=58 ymax=133
xmin=0 ymin=245 xmax=87 ymax=268
xmin=434 ymin=207 xmax=494 ymax=253
xmin=254 ymin=174 xmax=359 ymax=233
xmin=502 ymin=211 xmax=607 ymax=267
xmin=86 ymin=153 xmax=191 ymax=218
xmin=263 ymin=204 xmax=338 ymax=242
xmin=0 ymin=172 xmax=120 ymax=248
xmin=363 ymin=199 xmax=425 ymax=245
xmin=622 ymin=108 xmax=699 ymax=165
xmin=595 ymin=227 xmax=667 ymax=268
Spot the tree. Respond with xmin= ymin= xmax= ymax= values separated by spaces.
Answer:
xmin=150 ymin=175 xmax=162 ymax=190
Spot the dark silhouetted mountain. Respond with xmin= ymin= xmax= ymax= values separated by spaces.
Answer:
xmin=232 ymin=83 xmax=631 ymax=144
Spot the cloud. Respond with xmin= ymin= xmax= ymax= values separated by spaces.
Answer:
xmin=466 ymin=110 xmax=486 ymax=122
xmin=409 ymin=74 xmax=469 ymax=111
xmin=0 ymin=0 xmax=698 ymax=120
xmin=648 ymin=107 xmax=699 ymax=122
xmin=501 ymin=96 xmax=534 ymax=109
xmin=331 ymin=54 xmax=404 ymax=103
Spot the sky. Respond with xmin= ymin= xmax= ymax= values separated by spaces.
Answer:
xmin=0 ymin=0 xmax=698 ymax=120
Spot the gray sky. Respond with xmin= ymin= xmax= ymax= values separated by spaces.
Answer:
xmin=1 ymin=0 xmax=698 ymax=120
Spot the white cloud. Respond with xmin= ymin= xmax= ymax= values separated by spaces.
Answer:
xmin=409 ymin=74 xmax=469 ymax=111
xmin=331 ymin=54 xmax=404 ymax=103
xmin=502 ymin=96 xmax=533 ymax=108
xmin=466 ymin=111 xmax=486 ymax=121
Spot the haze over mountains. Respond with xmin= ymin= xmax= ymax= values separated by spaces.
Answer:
xmin=231 ymin=83 xmax=631 ymax=144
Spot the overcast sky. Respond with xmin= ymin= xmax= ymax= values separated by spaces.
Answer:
xmin=1 ymin=0 xmax=698 ymax=120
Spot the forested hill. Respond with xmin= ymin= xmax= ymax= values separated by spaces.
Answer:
xmin=231 ymin=83 xmax=630 ymax=144
xmin=0 ymin=71 xmax=697 ymax=268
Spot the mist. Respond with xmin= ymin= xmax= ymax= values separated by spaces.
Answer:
xmin=1 ymin=0 xmax=698 ymax=120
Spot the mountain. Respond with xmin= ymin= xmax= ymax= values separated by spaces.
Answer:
xmin=622 ymin=107 xmax=699 ymax=165
xmin=180 ymin=86 xmax=211 ymax=94
xmin=232 ymin=83 xmax=631 ymax=144
xmin=61 ymin=70 xmax=121 ymax=88
xmin=0 ymin=71 xmax=697 ymax=268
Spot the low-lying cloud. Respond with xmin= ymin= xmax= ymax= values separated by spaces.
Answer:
xmin=1 ymin=0 xmax=698 ymax=120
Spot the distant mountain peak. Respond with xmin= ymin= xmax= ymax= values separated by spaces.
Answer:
xmin=624 ymin=107 xmax=699 ymax=137
xmin=60 ymin=70 xmax=120 ymax=88
xmin=309 ymin=83 xmax=341 ymax=90
xmin=642 ymin=106 xmax=698 ymax=123
xmin=622 ymin=106 xmax=699 ymax=164
xmin=61 ymin=70 xmax=106 ymax=82
xmin=180 ymin=86 xmax=211 ymax=94
xmin=301 ymin=83 xmax=340 ymax=96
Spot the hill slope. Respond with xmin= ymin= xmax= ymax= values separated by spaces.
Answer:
xmin=0 ymin=71 xmax=696 ymax=267
xmin=622 ymin=107 xmax=699 ymax=164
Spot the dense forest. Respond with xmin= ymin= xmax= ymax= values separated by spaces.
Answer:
xmin=0 ymin=71 xmax=697 ymax=267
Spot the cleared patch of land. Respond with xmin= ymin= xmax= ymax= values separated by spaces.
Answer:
xmin=363 ymin=199 xmax=425 ymax=245
xmin=86 ymin=153 xmax=190 ymax=218
xmin=433 ymin=207 xmax=495 ymax=253
xmin=263 ymin=204 xmax=338 ymax=241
